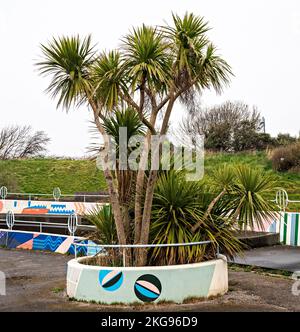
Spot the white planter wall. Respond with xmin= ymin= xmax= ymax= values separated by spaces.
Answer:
xmin=67 ymin=255 xmax=228 ymax=304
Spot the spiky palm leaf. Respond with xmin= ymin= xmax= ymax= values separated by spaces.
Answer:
xmin=37 ymin=35 xmax=95 ymax=109
xmin=150 ymin=170 xmax=242 ymax=265
xmin=165 ymin=12 xmax=210 ymax=73
xmin=150 ymin=171 xmax=206 ymax=265
xmin=122 ymin=25 xmax=172 ymax=92
xmin=225 ymin=165 xmax=279 ymax=230
xmin=102 ymin=108 xmax=145 ymax=149
xmin=102 ymin=108 xmax=145 ymax=206
xmin=85 ymin=205 xmax=117 ymax=244
xmin=91 ymin=50 xmax=128 ymax=110
xmin=164 ymin=12 xmax=232 ymax=96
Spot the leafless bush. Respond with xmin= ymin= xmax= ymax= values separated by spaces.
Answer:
xmin=270 ymin=142 xmax=300 ymax=172
xmin=0 ymin=125 xmax=50 ymax=160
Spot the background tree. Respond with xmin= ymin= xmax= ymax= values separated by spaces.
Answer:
xmin=276 ymin=133 xmax=298 ymax=146
xmin=178 ymin=101 xmax=275 ymax=152
xmin=271 ymin=142 xmax=300 ymax=173
xmin=0 ymin=125 xmax=50 ymax=160
xmin=37 ymin=13 xmax=232 ymax=266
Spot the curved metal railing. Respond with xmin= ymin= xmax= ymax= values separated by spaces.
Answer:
xmin=72 ymin=240 xmax=219 ymax=267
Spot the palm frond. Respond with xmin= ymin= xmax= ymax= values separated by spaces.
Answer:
xmin=36 ymin=35 xmax=96 ymax=109
xmin=91 ymin=50 xmax=127 ymax=110
xmin=226 ymin=165 xmax=279 ymax=230
xmin=122 ymin=25 xmax=172 ymax=92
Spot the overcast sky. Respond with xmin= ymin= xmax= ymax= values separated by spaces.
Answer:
xmin=1 ymin=0 xmax=300 ymax=156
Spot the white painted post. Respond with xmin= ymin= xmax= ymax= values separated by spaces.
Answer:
xmin=275 ymin=189 xmax=289 ymax=241
xmin=68 ymin=213 xmax=78 ymax=236
xmin=53 ymin=187 xmax=61 ymax=202
xmin=0 ymin=186 xmax=8 ymax=200
xmin=0 ymin=271 xmax=5 ymax=296
xmin=6 ymin=211 xmax=15 ymax=230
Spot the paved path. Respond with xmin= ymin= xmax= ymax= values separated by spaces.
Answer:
xmin=1 ymin=248 xmax=300 ymax=311
xmin=232 ymin=245 xmax=300 ymax=272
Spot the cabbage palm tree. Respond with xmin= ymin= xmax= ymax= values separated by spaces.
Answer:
xmin=37 ymin=12 xmax=232 ymax=266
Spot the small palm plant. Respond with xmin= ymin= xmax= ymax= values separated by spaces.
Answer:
xmin=86 ymin=205 xmax=117 ymax=244
xmin=149 ymin=170 xmax=243 ymax=265
xmin=85 ymin=205 xmax=120 ymax=266
xmin=149 ymin=164 xmax=279 ymax=266
xmin=226 ymin=165 xmax=279 ymax=230
xmin=150 ymin=171 xmax=208 ymax=265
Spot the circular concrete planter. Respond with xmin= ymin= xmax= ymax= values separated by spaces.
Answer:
xmin=67 ymin=255 xmax=228 ymax=304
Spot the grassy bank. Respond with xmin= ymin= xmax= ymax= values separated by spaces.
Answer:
xmin=0 ymin=158 xmax=106 ymax=194
xmin=204 ymin=151 xmax=300 ymax=200
xmin=0 ymin=152 xmax=299 ymax=204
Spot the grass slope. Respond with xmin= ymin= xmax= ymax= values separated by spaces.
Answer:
xmin=205 ymin=151 xmax=300 ymax=200
xmin=0 ymin=151 xmax=299 ymax=204
xmin=0 ymin=158 xmax=106 ymax=194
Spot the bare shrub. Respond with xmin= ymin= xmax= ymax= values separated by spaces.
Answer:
xmin=0 ymin=125 xmax=50 ymax=160
xmin=270 ymin=142 xmax=300 ymax=172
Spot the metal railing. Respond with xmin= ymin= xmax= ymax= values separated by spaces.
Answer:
xmin=272 ymin=189 xmax=300 ymax=230
xmin=273 ymin=189 xmax=300 ymax=211
xmin=0 ymin=211 xmax=96 ymax=235
xmin=0 ymin=186 xmax=109 ymax=202
xmin=0 ymin=219 xmax=95 ymax=233
xmin=72 ymin=240 xmax=218 ymax=267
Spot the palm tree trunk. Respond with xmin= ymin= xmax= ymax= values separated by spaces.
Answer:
xmin=135 ymin=98 xmax=175 ymax=266
xmin=92 ymin=108 xmax=130 ymax=265
xmin=134 ymin=143 xmax=148 ymax=244
xmin=135 ymin=169 xmax=159 ymax=266
xmin=134 ymin=111 xmax=158 ymax=244
xmin=192 ymin=189 xmax=227 ymax=233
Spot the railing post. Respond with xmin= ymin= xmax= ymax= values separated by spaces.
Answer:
xmin=275 ymin=189 xmax=289 ymax=239
xmin=68 ymin=213 xmax=78 ymax=236
xmin=0 ymin=186 xmax=8 ymax=200
xmin=6 ymin=211 xmax=15 ymax=230
xmin=122 ymin=249 xmax=126 ymax=267
xmin=53 ymin=187 xmax=61 ymax=202
xmin=216 ymin=243 xmax=220 ymax=258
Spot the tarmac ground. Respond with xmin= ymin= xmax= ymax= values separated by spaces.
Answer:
xmin=1 ymin=248 xmax=300 ymax=312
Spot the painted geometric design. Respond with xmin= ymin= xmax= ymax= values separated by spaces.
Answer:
xmin=0 ymin=229 xmax=92 ymax=255
xmin=16 ymin=233 xmax=39 ymax=250
xmin=99 ymin=270 xmax=123 ymax=291
xmin=33 ymin=234 xmax=64 ymax=251
xmin=0 ymin=231 xmax=5 ymax=241
xmin=134 ymin=274 xmax=162 ymax=302
xmin=6 ymin=232 xmax=34 ymax=248
xmin=0 ymin=199 xmax=103 ymax=216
